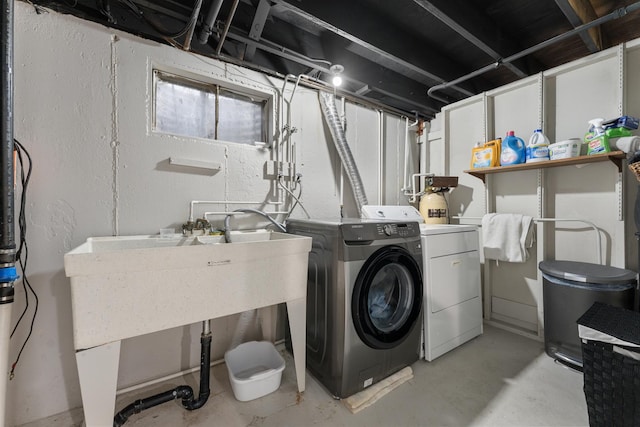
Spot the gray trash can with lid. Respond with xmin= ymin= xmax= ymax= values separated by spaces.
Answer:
xmin=539 ymin=260 xmax=637 ymax=369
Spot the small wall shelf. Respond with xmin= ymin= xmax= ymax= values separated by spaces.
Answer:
xmin=464 ymin=151 xmax=626 ymax=182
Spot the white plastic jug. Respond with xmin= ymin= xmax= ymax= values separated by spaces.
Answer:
xmin=527 ymin=129 xmax=550 ymax=163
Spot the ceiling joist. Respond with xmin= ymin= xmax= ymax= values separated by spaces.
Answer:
xmin=267 ymin=0 xmax=476 ymax=97
xmin=242 ymin=0 xmax=271 ymax=61
xmin=411 ymin=0 xmax=530 ymax=79
xmin=555 ymin=0 xmax=603 ymax=52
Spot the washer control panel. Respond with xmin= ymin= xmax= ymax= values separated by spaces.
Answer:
xmin=378 ymin=222 xmax=417 ymax=238
xmin=341 ymin=221 xmax=420 ymax=241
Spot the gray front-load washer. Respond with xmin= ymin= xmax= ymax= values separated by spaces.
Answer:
xmin=286 ymin=218 xmax=423 ymax=398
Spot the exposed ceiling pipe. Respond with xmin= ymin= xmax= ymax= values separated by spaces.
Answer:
xmin=268 ymin=0 xmax=475 ymax=98
xmin=142 ymin=0 xmax=202 ymax=40
xmin=411 ymin=0 xmax=527 ymax=79
xmin=197 ymin=0 xmax=224 ymax=44
xmin=183 ymin=0 xmax=204 ymax=50
xmin=427 ymin=1 xmax=640 ymax=103
xmin=221 ymin=29 xmax=439 ymax=115
xmin=554 ymin=0 xmax=601 ymax=53
xmin=215 ymin=0 xmax=240 ymax=56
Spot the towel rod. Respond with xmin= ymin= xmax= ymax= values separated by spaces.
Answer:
xmin=452 ymin=215 xmax=603 ymax=265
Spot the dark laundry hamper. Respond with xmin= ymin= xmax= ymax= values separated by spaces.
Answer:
xmin=539 ymin=260 xmax=637 ymax=369
xmin=577 ymin=302 xmax=640 ymax=427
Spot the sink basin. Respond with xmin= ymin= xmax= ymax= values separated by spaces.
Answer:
xmin=65 ymin=230 xmax=312 ymax=426
xmin=71 ymin=229 xmax=273 ymax=252
xmin=64 ymin=230 xmax=312 ymax=350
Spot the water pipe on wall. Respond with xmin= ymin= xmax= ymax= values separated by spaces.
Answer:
xmin=278 ymin=74 xmax=299 ymax=193
xmin=277 ymin=75 xmax=294 ymax=179
xmin=402 ymin=115 xmax=420 ymax=197
xmin=188 ymin=200 xmax=284 ymax=223
xmin=0 ymin=0 xmax=16 ymax=422
xmin=223 ymin=208 xmax=286 ymax=243
xmin=406 ymin=173 xmax=438 ymax=203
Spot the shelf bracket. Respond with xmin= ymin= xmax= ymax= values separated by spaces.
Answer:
xmin=609 ymin=155 xmax=623 ymax=173
xmin=468 ymin=171 xmax=486 ymax=183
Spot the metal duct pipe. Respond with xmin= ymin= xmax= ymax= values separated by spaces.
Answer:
xmin=427 ymin=1 xmax=640 ymax=102
xmin=197 ymin=0 xmax=224 ymax=44
xmin=319 ymin=92 xmax=369 ymax=214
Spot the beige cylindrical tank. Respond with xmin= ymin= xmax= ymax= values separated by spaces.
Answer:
xmin=419 ymin=188 xmax=448 ymax=224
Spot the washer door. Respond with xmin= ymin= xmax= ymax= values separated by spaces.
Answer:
xmin=352 ymin=245 xmax=423 ymax=349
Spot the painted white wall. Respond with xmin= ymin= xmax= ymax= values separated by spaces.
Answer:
xmin=431 ymin=40 xmax=640 ymax=337
xmin=624 ymin=40 xmax=640 ymax=272
xmin=8 ymin=4 xmax=417 ymax=425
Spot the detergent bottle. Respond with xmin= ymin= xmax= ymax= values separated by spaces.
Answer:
xmin=470 ymin=138 xmax=501 ymax=169
xmin=500 ymin=131 xmax=526 ymax=166
xmin=526 ymin=129 xmax=550 ymax=163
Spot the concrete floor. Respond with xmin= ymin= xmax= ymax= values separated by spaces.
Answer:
xmin=22 ymin=324 xmax=589 ymax=427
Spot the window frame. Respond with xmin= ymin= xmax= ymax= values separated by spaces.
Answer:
xmin=151 ymin=69 xmax=272 ymax=145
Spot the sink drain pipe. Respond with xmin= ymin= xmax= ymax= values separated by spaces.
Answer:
xmin=113 ymin=320 xmax=212 ymax=426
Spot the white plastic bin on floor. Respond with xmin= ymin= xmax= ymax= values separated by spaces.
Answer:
xmin=224 ymin=341 xmax=285 ymax=401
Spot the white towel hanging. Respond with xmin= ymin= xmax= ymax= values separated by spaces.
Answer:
xmin=482 ymin=213 xmax=533 ymax=263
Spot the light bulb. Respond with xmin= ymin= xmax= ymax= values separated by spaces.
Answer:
xmin=329 ymin=64 xmax=344 ymax=87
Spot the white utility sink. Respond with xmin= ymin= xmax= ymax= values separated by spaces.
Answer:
xmin=64 ymin=230 xmax=311 ymax=426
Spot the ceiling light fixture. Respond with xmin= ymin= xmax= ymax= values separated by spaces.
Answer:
xmin=330 ymin=64 xmax=344 ymax=87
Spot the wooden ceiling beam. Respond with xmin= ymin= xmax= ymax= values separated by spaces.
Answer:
xmin=555 ymin=0 xmax=603 ymax=52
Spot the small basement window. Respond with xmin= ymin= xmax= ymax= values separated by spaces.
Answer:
xmin=153 ymin=70 xmax=268 ymax=144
